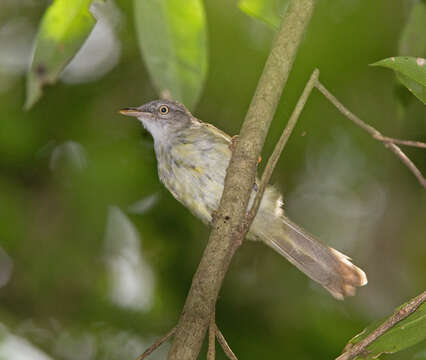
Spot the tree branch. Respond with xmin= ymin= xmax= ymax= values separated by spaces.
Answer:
xmin=167 ymin=1 xmax=316 ymax=359
xmin=136 ymin=327 xmax=176 ymax=360
xmin=372 ymin=134 xmax=426 ymax=149
xmin=315 ymin=81 xmax=426 ymax=188
xmin=215 ymin=325 xmax=238 ymax=360
xmin=336 ymin=290 xmax=426 ymax=360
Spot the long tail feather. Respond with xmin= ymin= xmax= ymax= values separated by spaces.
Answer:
xmin=258 ymin=215 xmax=367 ymax=299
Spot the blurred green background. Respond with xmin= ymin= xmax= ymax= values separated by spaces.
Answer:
xmin=0 ymin=0 xmax=425 ymax=359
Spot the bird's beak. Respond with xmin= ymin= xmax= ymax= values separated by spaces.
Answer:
xmin=119 ymin=107 xmax=145 ymax=117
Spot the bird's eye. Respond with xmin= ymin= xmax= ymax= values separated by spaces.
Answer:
xmin=159 ymin=105 xmax=169 ymax=115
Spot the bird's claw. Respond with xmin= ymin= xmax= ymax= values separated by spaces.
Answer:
xmin=228 ymin=135 xmax=239 ymax=152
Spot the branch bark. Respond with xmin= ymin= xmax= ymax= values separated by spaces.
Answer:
xmin=167 ymin=1 xmax=316 ymax=358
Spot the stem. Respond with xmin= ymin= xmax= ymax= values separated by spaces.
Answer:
xmin=136 ymin=327 xmax=176 ymax=360
xmin=167 ymin=1 xmax=316 ymax=359
xmin=372 ymin=134 xmax=426 ymax=149
xmin=336 ymin=290 xmax=426 ymax=360
xmin=315 ymin=81 xmax=426 ymax=188
xmin=216 ymin=326 xmax=238 ymax=360
xmin=247 ymin=68 xmax=319 ymax=224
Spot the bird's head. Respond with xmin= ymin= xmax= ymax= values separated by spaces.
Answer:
xmin=120 ymin=99 xmax=192 ymax=142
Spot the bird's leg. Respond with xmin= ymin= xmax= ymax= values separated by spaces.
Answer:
xmin=210 ymin=210 xmax=218 ymax=226
xmin=228 ymin=135 xmax=239 ymax=152
xmin=228 ymin=136 xmax=261 ymax=165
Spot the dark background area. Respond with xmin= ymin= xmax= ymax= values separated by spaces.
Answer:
xmin=0 ymin=0 xmax=425 ymax=359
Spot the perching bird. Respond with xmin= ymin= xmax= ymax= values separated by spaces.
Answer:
xmin=120 ymin=99 xmax=367 ymax=299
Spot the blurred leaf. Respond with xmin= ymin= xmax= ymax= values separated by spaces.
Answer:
xmin=25 ymin=0 xmax=97 ymax=110
xmin=104 ymin=207 xmax=155 ymax=311
xmin=347 ymin=299 xmax=426 ymax=359
xmin=50 ymin=140 xmax=87 ymax=172
xmin=394 ymin=0 xmax=426 ymax=116
xmin=371 ymin=56 xmax=426 ymax=104
xmin=414 ymin=349 xmax=426 ymax=360
xmin=238 ymin=0 xmax=288 ymax=29
xmin=127 ymin=193 xmax=159 ymax=215
xmin=134 ymin=0 xmax=207 ymax=110
xmin=398 ymin=0 xmax=426 ymax=57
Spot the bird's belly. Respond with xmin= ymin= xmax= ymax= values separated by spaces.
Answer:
xmin=158 ymin=152 xmax=227 ymax=224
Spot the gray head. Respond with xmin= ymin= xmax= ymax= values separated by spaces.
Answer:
xmin=120 ymin=99 xmax=193 ymax=142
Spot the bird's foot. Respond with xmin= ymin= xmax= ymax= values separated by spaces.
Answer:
xmin=228 ymin=135 xmax=239 ymax=152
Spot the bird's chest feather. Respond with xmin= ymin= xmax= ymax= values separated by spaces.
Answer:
xmin=155 ymin=137 xmax=231 ymax=224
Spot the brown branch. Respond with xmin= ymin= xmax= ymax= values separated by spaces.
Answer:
xmin=336 ymin=290 xmax=426 ymax=360
xmin=136 ymin=327 xmax=176 ymax=360
xmin=167 ymin=1 xmax=316 ymax=359
xmin=372 ymin=134 xmax=426 ymax=149
xmin=208 ymin=310 xmax=216 ymax=360
xmin=315 ymin=81 xmax=426 ymax=188
xmin=215 ymin=326 xmax=238 ymax=360
xmin=246 ymin=68 xmax=319 ymax=225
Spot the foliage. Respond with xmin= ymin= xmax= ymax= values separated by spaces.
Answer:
xmin=238 ymin=0 xmax=288 ymax=29
xmin=133 ymin=0 xmax=207 ymax=110
xmin=371 ymin=57 xmax=426 ymax=104
xmin=0 ymin=0 xmax=425 ymax=360
xmin=25 ymin=0 xmax=99 ymax=109
xmin=348 ymin=300 xmax=426 ymax=359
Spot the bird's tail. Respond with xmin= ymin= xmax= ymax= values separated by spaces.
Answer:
xmin=254 ymin=215 xmax=367 ymax=299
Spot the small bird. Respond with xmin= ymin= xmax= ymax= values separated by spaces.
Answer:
xmin=120 ymin=99 xmax=367 ymax=299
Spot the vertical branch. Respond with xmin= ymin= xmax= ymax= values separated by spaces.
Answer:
xmin=168 ymin=1 xmax=316 ymax=359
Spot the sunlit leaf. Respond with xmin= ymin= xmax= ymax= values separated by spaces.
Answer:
xmin=238 ymin=0 xmax=288 ymax=29
xmin=134 ymin=0 xmax=207 ymax=110
xmin=346 ymin=299 xmax=426 ymax=359
xmin=25 ymin=0 xmax=98 ymax=110
xmin=398 ymin=0 xmax=426 ymax=57
xmin=370 ymin=56 xmax=426 ymax=104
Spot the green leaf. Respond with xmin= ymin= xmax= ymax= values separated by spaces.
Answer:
xmin=238 ymin=0 xmax=288 ymax=29
xmin=347 ymin=299 xmax=426 ymax=359
xmin=371 ymin=56 xmax=426 ymax=104
xmin=134 ymin=0 xmax=207 ymax=110
xmin=398 ymin=0 xmax=426 ymax=57
xmin=25 ymin=0 xmax=97 ymax=110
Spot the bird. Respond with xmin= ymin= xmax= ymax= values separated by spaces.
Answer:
xmin=120 ymin=99 xmax=367 ymax=299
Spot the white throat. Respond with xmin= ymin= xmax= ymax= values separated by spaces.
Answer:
xmin=138 ymin=117 xmax=169 ymax=146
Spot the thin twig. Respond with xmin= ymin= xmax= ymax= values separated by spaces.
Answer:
xmin=208 ymin=310 xmax=216 ymax=360
xmin=336 ymin=290 xmax=426 ymax=360
xmin=215 ymin=326 xmax=238 ymax=360
xmin=315 ymin=81 xmax=426 ymax=188
xmin=136 ymin=327 xmax=177 ymax=360
xmin=246 ymin=68 xmax=320 ymax=225
xmin=372 ymin=134 xmax=426 ymax=149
